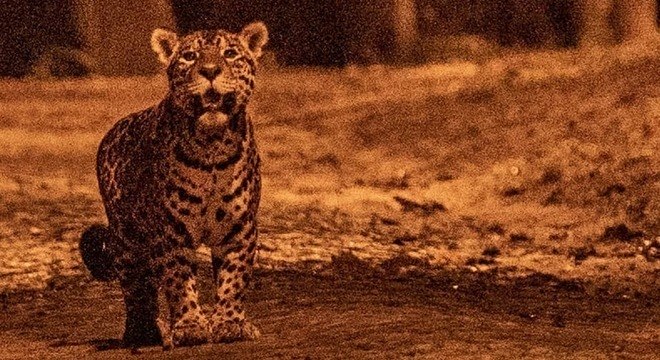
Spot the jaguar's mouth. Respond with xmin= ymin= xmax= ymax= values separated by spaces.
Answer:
xmin=200 ymin=89 xmax=236 ymax=115
xmin=196 ymin=90 xmax=237 ymax=129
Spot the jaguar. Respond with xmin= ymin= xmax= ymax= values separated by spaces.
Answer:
xmin=79 ymin=22 xmax=268 ymax=349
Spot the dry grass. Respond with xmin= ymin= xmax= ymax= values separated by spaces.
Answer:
xmin=0 ymin=45 xmax=658 ymax=291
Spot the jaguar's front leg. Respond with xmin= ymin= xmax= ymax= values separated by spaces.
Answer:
xmin=160 ymin=247 xmax=210 ymax=347
xmin=209 ymin=226 xmax=260 ymax=343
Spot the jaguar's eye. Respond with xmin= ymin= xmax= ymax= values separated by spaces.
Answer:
xmin=181 ymin=50 xmax=199 ymax=62
xmin=223 ymin=48 xmax=239 ymax=59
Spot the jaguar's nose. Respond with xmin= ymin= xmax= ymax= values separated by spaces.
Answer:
xmin=199 ymin=64 xmax=222 ymax=81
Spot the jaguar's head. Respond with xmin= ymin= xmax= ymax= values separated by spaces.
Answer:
xmin=151 ymin=22 xmax=268 ymax=130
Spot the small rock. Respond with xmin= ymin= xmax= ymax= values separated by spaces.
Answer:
xmin=29 ymin=227 xmax=44 ymax=236
xmin=510 ymin=166 xmax=520 ymax=176
xmin=519 ymin=312 xmax=537 ymax=320
xmin=476 ymin=264 xmax=490 ymax=272
xmin=563 ymin=264 xmax=575 ymax=271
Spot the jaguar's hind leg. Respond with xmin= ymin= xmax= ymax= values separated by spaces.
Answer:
xmin=119 ymin=261 xmax=162 ymax=347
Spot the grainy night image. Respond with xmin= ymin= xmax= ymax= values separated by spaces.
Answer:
xmin=0 ymin=1 xmax=658 ymax=359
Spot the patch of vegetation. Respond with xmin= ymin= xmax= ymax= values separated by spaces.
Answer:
xmin=568 ymin=246 xmax=597 ymax=264
xmin=393 ymin=196 xmax=446 ymax=215
xmin=600 ymin=224 xmax=644 ymax=242
xmin=539 ymin=167 xmax=562 ymax=184
xmin=435 ymin=172 xmax=455 ymax=182
xmin=482 ymin=246 xmax=501 ymax=257
xmin=315 ymin=153 xmax=342 ymax=169
xmin=393 ymin=234 xmax=417 ymax=246
xmin=379 ymin=176 xmax=411 ymax=190
xmin=548 ymin=232 xmax=568 ymax=242
xmin=379 ymin=217 xmax=399 ymax=226
xmin=502 ymin=187 xmax=525 ymax=197
xmin=599 ymin=183 xmax=626 ymax=197
xmin=328 ymin=251 xmax=375 ymax=279
xmin=542 ymin=188 xmax=564 ymax=206
xmin=510 ymin=233 xmax=533 ymax=243
xmin=486 ymin=223 xmax=506 ymax=235
xmin=379 ymin=253 xmax=432 ymax=277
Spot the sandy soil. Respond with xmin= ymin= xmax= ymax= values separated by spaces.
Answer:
xmin=0 ymin=44 xmax=658 ymax=358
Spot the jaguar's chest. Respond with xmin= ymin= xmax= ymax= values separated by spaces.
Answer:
xmin=161 ymin=143 xmax=260 ymax=243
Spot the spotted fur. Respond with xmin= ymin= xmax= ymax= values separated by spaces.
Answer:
xmin=79 ymin=22 xmax=268 ymax=349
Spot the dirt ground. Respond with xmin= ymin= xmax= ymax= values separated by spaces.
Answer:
xmin=0 ymin=44 xmax=659 ymax=358
xmin=0 ymin=266 xmax=658 ymax=359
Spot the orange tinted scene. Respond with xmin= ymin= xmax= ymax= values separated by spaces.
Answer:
xmin=0 ymin=1 xmax=658 ymax=358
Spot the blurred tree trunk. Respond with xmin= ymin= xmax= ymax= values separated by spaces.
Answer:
xmin=72 ymin=0 xmax=175 ymax=75
xmin=578 ymin=0 xmax=615 ymax=46
xmin=615 ymin=0 xmax=658 ymax=43
xmin=392 ymin=0 xmax=418 ymax=62
xmin=579 ymin=0 xmax=658 ymax=46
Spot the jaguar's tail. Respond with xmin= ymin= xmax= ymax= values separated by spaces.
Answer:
xmin=80 ymin=224 xmax=118 ymax=282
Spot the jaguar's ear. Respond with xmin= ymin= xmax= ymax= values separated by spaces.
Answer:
xmin=151 ymin=28 xmax=179 ymax=64
xmin=240 ymin=22 xmax=269 ymax=59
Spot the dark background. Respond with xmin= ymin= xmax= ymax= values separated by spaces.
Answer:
xmin=0 ymin=0 xmax=658 ymax=76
